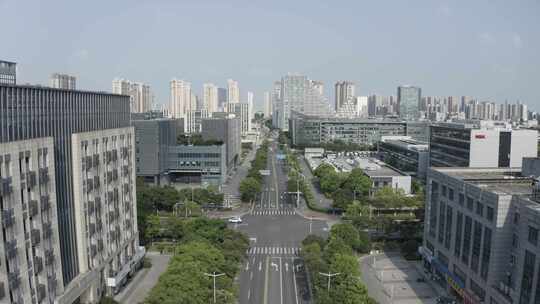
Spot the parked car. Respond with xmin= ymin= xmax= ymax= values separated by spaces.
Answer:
xmin=228 ymin=217 xmax=242 ymax=223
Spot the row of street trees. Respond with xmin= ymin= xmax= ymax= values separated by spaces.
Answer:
xmin=301 ymin=223 xmax=375 ymax=304
xmin=136 ymin=179 xmax=224 ymax=244
xmin=145 ymin=218 xmax=249 ymax=304
xmin=239 ymin=140 xmax=269 ymax=202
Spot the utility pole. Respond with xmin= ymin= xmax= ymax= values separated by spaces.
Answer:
xmin=319 ymin=272 xmax=340 ymax=294
xmin=204 ymin=271 xmax=225 ymax=303
xmin=309 ymin=216 xmax=313 ymax=234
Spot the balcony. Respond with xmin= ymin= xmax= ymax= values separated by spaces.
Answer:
xmin=37 ymin=284 xmax=46 ymax=302
xmin=106 ymin=151 xmax=112 ymax=164
xmin=31 ymin=229 xmax=41 ymax=246
xmin=44 ymin=250 xmax=54 ymax=265
xmin=123 ymin=184 xmax=130 ymax=194
xmin=121 ymin=147 xmax=129 ymax=159
xmin=85 ymin=156 xmax=93 ymax=170
xmin=39 ymin=167 xmax=49 ymax=184
xmin=89 ymin=223 xmax=96 ymax=235
xmin=2 ymin=208 xmax=15 ymax=228
xmin=94 ymin=176 xmax=100 ymax=189
xmin=86 ymin=178 xmax=94 ymax=193
xmin=112 ymin=169 xmax=118 ymax=181
xmin=0 ymin=177 xmax=13 ymax=196
xmin=40 ymin=195 xmax=50 ymax=212
xmin=29 ymin=199 xmax=39 ymax=217
xmin=43 ymin=222 xmax=52 ymax=240
xmin=90 ymin=244 xmax=97 ymax=257
xmin=93 ymin=154 xmax=100 ymax=167
xmin=8 ymin=271 xmax=20 ymax=290
xmin=47 ymin=275 xmax=57 ymax=290
xmin=5 ymin=239 xmax=17 ymax=259
xmin=26 ymin=171 xmax=37 ymax=188
xmin=97 ymin=239 xmax=104 ymax=251
xmin=34 ymin=256 xmax=43 ymax=275
xmin=107 ymin=172 xmax=113 ymax=184
xmin=112 ymin=149 xmax=118 ymax=162
xmin=122 ymin=165 xmax=129 ymax=177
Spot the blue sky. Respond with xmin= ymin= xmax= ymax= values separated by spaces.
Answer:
xmin=1 ymin=0 xmax=539 ymax=111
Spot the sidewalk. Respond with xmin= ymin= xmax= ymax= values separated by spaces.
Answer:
xmin=297 ymin=155 xmax=333 ymax=209
xmin=114 ymin=252 xmax=171 ymax=304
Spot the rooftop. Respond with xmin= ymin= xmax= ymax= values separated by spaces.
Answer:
xmin=357 ymin=158 xmax=406 ymax=177
xmin=433 ymin=167 xmax=534 ymax=196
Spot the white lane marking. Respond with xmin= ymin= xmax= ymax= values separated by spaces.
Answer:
xmin=248 ymin=288 xmax=251 ymax=300
xmin=245 ymin=262 xmax=249 ymax=271
xmin=292 ymin=258 xmax=299 ymax=304
xmin=271 ymin=262 xmax=278 ymax=271
xmin=279 ymin=257 xmax=283 ymax=304
xmin=259 ymin=261 xmax=262 ymax=271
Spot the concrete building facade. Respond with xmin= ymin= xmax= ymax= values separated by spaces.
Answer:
xmin=398 ymin=85 xmax=421 ymax=121
xmin=0 ymin=60 xmax=16 ymax=85
xmin=420 ymin=164 xmax=540 ymax=304
xmin=0 ymin=83 xmax=135 ymax=303
xmin=201 ymin=117 xmax=241 ymax=171
xmin=227 ymin=79 xmax=239 ymax=103
xmin=378 ymin=136 xmax=429 ymax=179
xmin=226 ymin=102 xmax=252 ymax=135
xmin=0 ymin=138 xmax=64 ymax=304
xmin=334 ymin=81 xmax=355 ymax=111
xmin=112 ymin=79 xmax=151 ymax=114
xmin=65 ymin=127 xmax=142 ymax=303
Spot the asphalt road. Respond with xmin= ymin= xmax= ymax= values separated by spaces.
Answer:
xmin=234 ymin=137 xmax=329 ymax=304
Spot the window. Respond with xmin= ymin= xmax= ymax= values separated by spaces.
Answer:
xmin=471 ymin=221 xmax=482 ymax=273
xmin=467 ymin=197 xmax=474 ymax=211
xmin=480 ymin=227 xmax=492 ymax=280
xmin=445 ymin=205 xmax=453 ymax=250
xmin=528 ymin=226 xmax=538 ymax=246
xmin=470 ymin=279 xmax=486 ymax=301
xmin=458 ymin=193 xmax=464 ymax=206
xmin=513 ymin=234 xmax=519 ymax=248
xmin=462 ymin=216 xmax=472 ymax=265
xmin=476 ymin=202 xmax=484 ymax=217
xmin=442 ymin=185 xmax=447 ymax=197
xmin=486 ymin=206 xmax=494 ymax=222
xmin=520 ymin=250 xmax=536 ymax=304
xmin=449 ymin=188 xmax=454 ymax=201
xmin=514 ymin=212 xmax=520 ymax=224
xmin=438 ymin=201 xmax=446 ymax=244
xmin=455 ymin=212 xmax=463 ymax=258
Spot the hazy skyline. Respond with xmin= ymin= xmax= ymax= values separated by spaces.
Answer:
xmin=1 ymin=0 xmax=539 ymax=111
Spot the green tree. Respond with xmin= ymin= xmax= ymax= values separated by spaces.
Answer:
xmin=342 ymin=168 xmax=372 ymax=197
xmin=239 ymin=177 xmax=262 ymax=202
xmin=314 ymin=163 xmax=335 ymax=179
xmin=145 ymin=215 xmax=161 ymax=242
xmin=371 ymin=186 xmax=405 ymax=208
xmin=330 ymin=223 xmax=361 ymax=251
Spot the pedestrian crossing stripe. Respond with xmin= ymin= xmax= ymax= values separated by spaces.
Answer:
xmin=250 ymin=210 xmax=296 ymax=216
xmin=246 ymin=247 xmax=302 ymax=255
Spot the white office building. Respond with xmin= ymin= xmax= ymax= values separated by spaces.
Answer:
xmin=264 ymin=91 xmax=272 ymax=118
xmin=170 ymin=79 xmax=195 ymax=132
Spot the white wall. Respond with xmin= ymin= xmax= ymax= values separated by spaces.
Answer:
xmin=469 ymin=129 xmax=500 ymax=167
xmin=510 ymin=130 xmax=538 ymax=167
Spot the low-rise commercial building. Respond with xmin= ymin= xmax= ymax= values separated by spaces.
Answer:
xmin=133 ymin=118 xmax=231 ymax=186
xmin=378 ymin=136 xmax=429 ymax=179
xmin=420 ymin=160 xmax=540 ymax=304
xmin=355 ymin=158 xmax=411 ymax=195
xmin=201 ymin=117 xmax=241 ymax=171
xmin=429 ymin=122 xmax=537 ymax=167
xmin=289 ymin=111 xmax=407 ymax=147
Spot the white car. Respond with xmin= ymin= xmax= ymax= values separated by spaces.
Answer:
xmin=228 ymin=217 xmax=242 ymax=223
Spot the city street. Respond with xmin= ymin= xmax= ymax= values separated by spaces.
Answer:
xmin=234 ymin=138 xmax=329 ymax=304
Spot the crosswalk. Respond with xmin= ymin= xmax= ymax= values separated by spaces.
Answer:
xmin=247 ymin=246 xmax=301 ymax=256
xmin=250 ymin=209 xmax=296 ymax=216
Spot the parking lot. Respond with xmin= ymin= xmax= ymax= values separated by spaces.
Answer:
xmin=361 ymin=252 xmax=439 ymax=304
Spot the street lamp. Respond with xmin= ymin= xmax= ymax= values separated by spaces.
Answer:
xmin=204 ymin=271 xmax=225 ymax=303
xmin=319 ymin=272 xmax=340 ymax=294
xmin=291 ymin=168 xmax=306 ymax=207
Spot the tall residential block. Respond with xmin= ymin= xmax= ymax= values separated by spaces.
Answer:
xmin=170 ymin=79 xmax=194 ymax=132
xmin=0 ymin=60 xmax=16 ymax=85
xmin=398 ymin=85 xmax=421 ymax=120
xmin=227 ymin=79 xmax=240 ymax=103
xmin=275 ymin=74 xmax=333 ymax=131
xmin=0 ymin=82 xmax=142 ymax=303
xmin=112 ymin=78 xmax=151 ymax=113
xmin=217 ymin=87 xmax=227 ymax=110
xmin=263 ymin=91 xmax=272 ymax=118
xmin=226 ymin=102 xmax=252 ymax=135
xmin=334 ymin=81 xmax=355 ymax=111
xmin=420 ymin=160 xmax=540 ymax=304
xmin=203 ymin=83 xmax=219 ymax=114
xmin=50 ymin=73 xmax=77 ymax=90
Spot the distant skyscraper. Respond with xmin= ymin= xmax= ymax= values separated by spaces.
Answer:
xmin=227 ymin=79 xmax=240 ymax=103
xmin=276 ymin=74 xmax=333 ymax=131
xmin=264 ymin=91 xmax=272 ymax=118
xmin=217 ymin=87 xmax=227 ymax=110
xmin=397 ymin=85 xmax=421 ymax=120
xmin=357 ymin=96 xmax=368 ymax=117
xmin=112 ymin=78 xmax=151 ymax=113
xmin=170 ymin=79 xmax=193 ymax=132
xmin=203 ymin=83 xmax=219 ymax=113
xmin=0 ymin=60 xmax=16 ymax=84
xmin=227 ymin=102 xmax=252 ymax=135
xmin=50 ymin=73 xmax=76 ymax=90
xmin=311 ymin=80 xmax=324 ymax=96
xmin=247 ymin=91 xmax=254 ymax=104
xmin=334 ymin=81 xmax=355 ymax=111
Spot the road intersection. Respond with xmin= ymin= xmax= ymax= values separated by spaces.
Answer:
xmin=234 ymin=137 xmax=329 ymax=304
